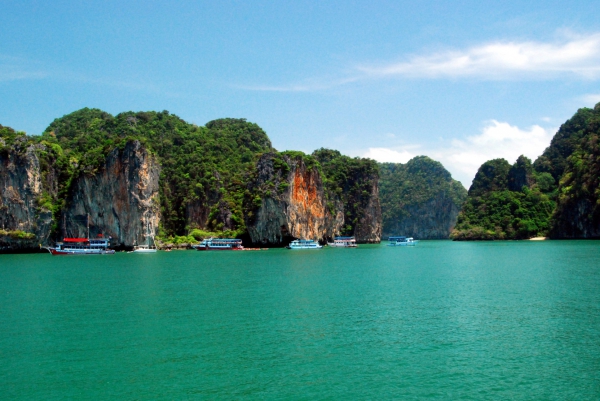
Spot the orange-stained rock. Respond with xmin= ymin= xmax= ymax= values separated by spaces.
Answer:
xmin=245 ymin=153 xmax=380 ymax=245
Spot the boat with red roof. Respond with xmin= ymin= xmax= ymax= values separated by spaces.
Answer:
xmin=47 ymin=236 xmax=115 ymax=255
xmin=47 ymin=214 xmax=115 ymax=255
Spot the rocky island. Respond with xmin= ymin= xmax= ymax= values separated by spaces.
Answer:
xmin=1 ymin=109 xmax=388 ymax=251
xmin=452 ymin=102 xmax=600 ymax=240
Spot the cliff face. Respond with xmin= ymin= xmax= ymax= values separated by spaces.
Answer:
xmin=383 ymin=191 xmax=462 ymax=239
xmin=0 ymin=141 xmax=53 ymax=250
xmin=185 ymin=172 xmax=237 ymax=233
xmin=63 ymin=141 xmax=160 ymax=247
xmin=379 ymin=156 xmax=467 ymax=239
xmin=2 ymin=112 xmax=384 ymax=250
xmin=244 ymin=152 xmax=381 ymax=245
xmin=551 ymin=198 xmax=600 ymax=238
xmin=549 ymin=124 xmax=600 ymax=238
xmin=352 ymin=174 xmax=382 ymax=243
xmin=245 ymin=153 xmax=341 ymax=245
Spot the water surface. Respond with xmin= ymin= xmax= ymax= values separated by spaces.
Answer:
xmin=1 ymin=241 xmax=599 ymax=399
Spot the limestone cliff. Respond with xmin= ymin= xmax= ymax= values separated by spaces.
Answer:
xmin=62 ymin=141 xmax=160 ymax=247
xmin=1 ymin=111 xmax=384 ymax=250
xmin=384 ymin=191 xmax=462 ymax=239
xmin=349 ymin=171 xmax=382 ymax=243
xmin=312 ymin=148 xmax=382 ymax=243
xmin=379 ymin=156 xmax=467 ymax=239
xmin=549 ymin=122 xmax=600 ymax=238
xmin=244 ymin=152 xmax=381 ymax=245
xmin=0 ymin=139 xmax=53 ymax=251
xmin=551 ymin=198 xmax=600 ymax=238
xmin=244 ymin=153 xmax=338 ymax=244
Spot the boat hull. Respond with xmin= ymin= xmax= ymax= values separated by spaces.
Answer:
xmin=387 ymin=241 xmax=418 ymax=247
xmin=48 ymin=248 xmax=116 ymax=255
xmin=193 ymin=246 xmax=243 ymax=251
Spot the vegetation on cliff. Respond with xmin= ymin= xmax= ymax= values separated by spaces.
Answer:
xmin=2 ymin=109 xmax=382 ymax=244
xmin=38 ymin=109 xmax=273 ymax=238
xmin=313 ymin=149 xmax=379 ymax=235
xmin=0 ymin=124 xmax=25 ymax=148
xmin=451 ymin=157 xmax=555 ymax=240
xmin=453 ymin=102 xmax=600 ymax=240
xmin=533 ymin=107 xmax=596 ymax=182
xmin=549 ymin=104 xmax=600 ymax=237
xmin=379 ymin=156 xmax=467 ymax=238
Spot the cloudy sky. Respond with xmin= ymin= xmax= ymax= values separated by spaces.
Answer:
xmin=2 ymin=1 xmax=600 ymax=187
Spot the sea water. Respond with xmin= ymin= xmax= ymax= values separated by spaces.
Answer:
xmin=1 ymin=241 xmax=599 ymax=400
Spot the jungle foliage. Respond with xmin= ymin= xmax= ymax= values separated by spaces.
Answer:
xmin=3 ymin=108 xmax=380 ymax=241
xmin=313 ymin=148 xmax=379 ymax=235
xmin=43 ymin=109 xmax=273 ymax=237
xmin=549 ymin=103 xmax=600 ymax=237
xmin=453 ymin=103 xmax=600 ymax=240
xmin=451 ymin=156 xmax=555 ymax=240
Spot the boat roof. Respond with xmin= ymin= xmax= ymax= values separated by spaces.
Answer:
xmin=63 ymin=238 xmax=89 ymax=243
xmin=335 ymin=236 xmax=355 ymax=240
xmin=388 ymin=236 xmax=407 ymax=241
xmin=207 ymin=238 xmax=241 ymax=242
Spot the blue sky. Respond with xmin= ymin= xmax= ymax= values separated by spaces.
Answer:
xmin=2 ymin=1 xmax=600 ymax=186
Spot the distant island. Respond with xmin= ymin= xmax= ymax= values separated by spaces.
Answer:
xmin=1 ymin=103 xmax=599 ymax=252
xmin=452 ymin=102 xmax=600 ymax=240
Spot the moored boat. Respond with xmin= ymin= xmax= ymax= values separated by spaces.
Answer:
xmin=192 ymin=238 xmax=243 ymax=251
xmin=327 ymin=236 xmax=357 ymax=247
xmin=47 ymin=214 xmax=115 ymax=255
xmin=387 ymin=236 xmax=419 ymax=246
xmin=132 ymin=244 xmax=157 ymax=253
xmin=286 ymin=239 xmax=322 ymax=249
xmin=47 ymin=237 xmax=115 ymax=255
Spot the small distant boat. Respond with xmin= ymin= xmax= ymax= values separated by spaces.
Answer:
xmin=387 ymin=236 xmax=419 ymax=246
xmin=132 ymin=244 xmax=157 ymax=253
xmin=192 ymin=238 xmax=243 ymax=251
xmin=132 ymin=234 xmax=157 ymax=253
xmin=327 ymin=236 xmax=357 ymax=248
xmin=286 ymin=239 xmax=322 ymax=249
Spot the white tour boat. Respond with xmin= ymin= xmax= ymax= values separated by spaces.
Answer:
xmin=387 ymin=236 xmax=419 ymax=246
xmin=327 ymin=236 xmax=357 ymax=247
xmin=47 ymin=236 xmax=115 ymax=255
xmin=287 ymin=239 xmax=322 ymax=249
xmin=132 ymin=244 xmax=157 ymax=253
xmin=47 ymin=214 xmax=115 ymax=255
xmin=192 ymin=238 xmax=243 ymax=251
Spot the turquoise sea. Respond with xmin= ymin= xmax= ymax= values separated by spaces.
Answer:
xmin=1 ymin=241 xmax=599 ymax=400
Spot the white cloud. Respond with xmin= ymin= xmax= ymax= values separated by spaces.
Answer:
xmin=363 ymin=147 xmax=415 ymax=163
xmin=359 ymin=33 xmax=600 ymax=80
xmin=241 ymin=33 xmax=600 ymax=92
xmin=362 ymin=121 xmax=555 ymax=188
xmin=432 ymin=121 xmax=554 ymax=187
